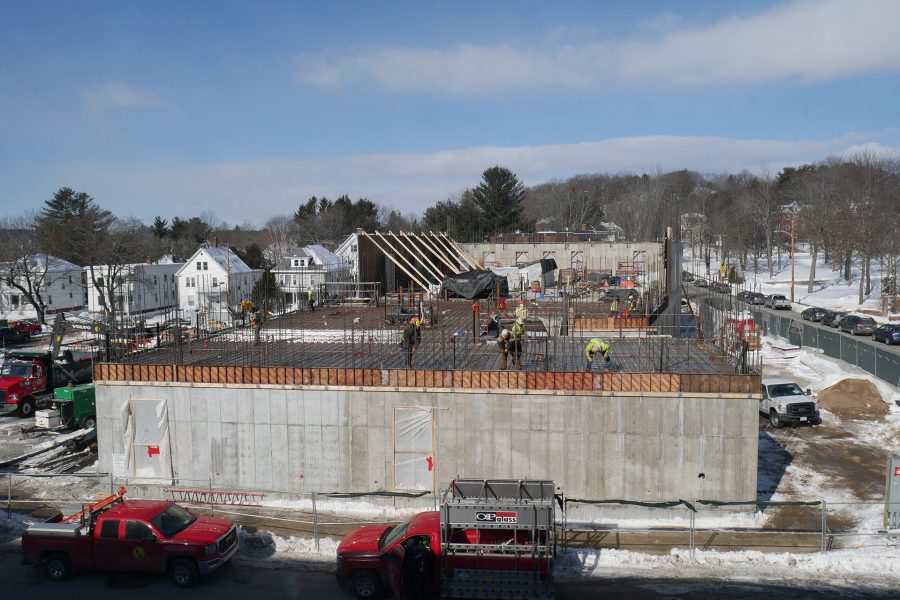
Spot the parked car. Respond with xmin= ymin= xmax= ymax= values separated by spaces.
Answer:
xmin=839 ymin=315 xmax=877 ymax=335
xmin=0 ymin=326 xmax=30 ymax=345
xmin=800 ymin=307 xmax=827 ymax=322
xmin=694 ymin=278 xmax=708 ymax=288
xmin=764 ymin=294 xmax=791 ymax=310
xmin=682 ymin=271 xmax=695 ymax=282
xmin=873 ymin=324 xmax=900 ymax=345
xmin=11 ymin=319 xmax=42 ymax=334
xmin=736 ymin=290 xmax=753 ymax=302
xmin=750 ymin=292 xmax=766 ymax=305
xmin=760 ymin=378 xmax=821 ymax=428
xmin=820 ymin=311 xmax=843 ymax=327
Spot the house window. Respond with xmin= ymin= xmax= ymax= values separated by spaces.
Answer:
xmin=188 ymin=294 xmax=195 ymax=307
xmin=293 ymin=259 xmax=299 ymax=267
xmin=212 ymin=277 xmax=218 ymax=287
xmin=48 ymin=296 xmax=52 ymax=304
xmin=203 ymin=262 xmax=208 ymax=270
xmin=68 ymin=275 xmax=73 ymax=284
xmin=292 ymin=275 xmax=297 ymax=285
xmin=69 ymin=292 xmax=73 ymax=299
xmin=153 ymin=275 xmax=158 ymax=285
xmin=197 ymin=261 xmax=202 ymax=270
xmin=97 ymin=277 xmax=104 ymax=287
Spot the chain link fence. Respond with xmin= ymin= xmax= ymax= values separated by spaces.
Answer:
xmin=750 ymin=307 xmax=900 ymax=388
xmin=5 ymin=473 xmax=896 ymax=556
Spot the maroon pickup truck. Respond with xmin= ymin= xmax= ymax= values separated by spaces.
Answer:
xmin=22 ymin=488 xmax=238 ymax=587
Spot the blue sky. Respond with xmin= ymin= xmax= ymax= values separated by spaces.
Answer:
xmin=1 ymin=0 xmax=898 ymax=227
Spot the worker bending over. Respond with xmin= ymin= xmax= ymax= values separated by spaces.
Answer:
xmin=496 ymin=328 xmax=512 ymax=370
xmin=584 ymin=338 xmax=611 ymax=371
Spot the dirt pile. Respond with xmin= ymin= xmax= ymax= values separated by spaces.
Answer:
xmin=817 ymin=379 xmax=888 ymax=420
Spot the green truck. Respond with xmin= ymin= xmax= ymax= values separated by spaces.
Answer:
xmin=33 ymin=383 xmax=96 ymax=430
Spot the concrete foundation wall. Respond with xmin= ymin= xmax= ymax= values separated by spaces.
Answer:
xmin=96 ymin=383 xmax=758 ymax=501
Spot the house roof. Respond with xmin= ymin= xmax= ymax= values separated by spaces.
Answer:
xmin=26 ymin=254 xmax=82 ymax=272
xmin=176 ymin=245 xmax=256 ymax=276
xmin=274 ymin=245 xmax=345 ymax=270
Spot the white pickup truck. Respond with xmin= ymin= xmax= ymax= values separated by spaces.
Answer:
xmin=765 ymin=294 xmax=791 ymax=310
xmin=760 ymin=378 xmax=821 ymax=428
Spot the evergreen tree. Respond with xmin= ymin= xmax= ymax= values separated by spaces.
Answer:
xmin=471 ymin=166 xmax=529 ymax=235
xmin=151 ymin=216 xmax=169 ymax=238
xmin=36 ymin=187 xmax=113 ymax=264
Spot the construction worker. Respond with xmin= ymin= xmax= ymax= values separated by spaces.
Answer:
xmin=584 ymin=338 xmax=611 ymax=371
xmin=249 ymin=305 xmax=262 ymax=346
xmin=515 ymin=299 xmax=527 ymax=320
xmin=307 ymin=286 xmax=315 ymax=312
xmin=496 ymin=328 xmax=512 ymax=370
xmin=609 ymin=297 xmax=619 ymax=318
xmin=402 ymin=316 xmax=420 ymax=367
xmin=509 ymin=316 xmax=526 ymax=370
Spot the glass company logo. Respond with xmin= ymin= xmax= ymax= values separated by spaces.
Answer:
xmin=474 ymin=511 xmax=518 ymax=523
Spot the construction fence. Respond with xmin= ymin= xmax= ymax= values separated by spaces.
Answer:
xmin=5 ymin=473 xmax=895 ymax=556
xmin=749 ymin=307 xmax=900 ymax=388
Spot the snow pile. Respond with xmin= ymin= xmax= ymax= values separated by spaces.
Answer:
xmin=260 ymin=496 xmax=424 ymax=520
xmin=557 ymin=545 xmax=900 ymax=587
xmin=236 ymin=528 xmax=338 ymax=569
xmin=0 ymin=512 xmax=32 ymax=544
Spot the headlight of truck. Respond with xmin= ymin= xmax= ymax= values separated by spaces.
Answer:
xmin=204 ymin=543 xmax=217 ymax=555
xmin=9 ymin=394 xmax=17 ymax=402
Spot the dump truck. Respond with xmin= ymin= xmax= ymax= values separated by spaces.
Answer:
xmin=21 ymin=487 xmax=238 ymax=587
xmin=0 ymin=349 xmax=92 ymax=418
xmin=336 ymin=479 xmax=557 ymax=599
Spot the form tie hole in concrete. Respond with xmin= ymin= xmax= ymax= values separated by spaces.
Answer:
xmin=698 ymin=473 xmax=705 ymax=480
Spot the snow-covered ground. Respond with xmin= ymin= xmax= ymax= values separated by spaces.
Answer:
xmin=684 ymin=246 xmax=898 ymax=322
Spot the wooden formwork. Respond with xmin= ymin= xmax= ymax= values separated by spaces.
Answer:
xmin=94 ymin=363 xmax=759 ymax=395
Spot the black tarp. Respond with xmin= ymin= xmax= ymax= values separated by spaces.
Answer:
xmin=441 ymin=270 xmax=510 ymax=299
xmin=521 ymin=258 xmax=558 ymax=273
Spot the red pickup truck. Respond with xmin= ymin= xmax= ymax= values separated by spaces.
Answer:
xmin=22 ymin=488 xmax=239 ymax=587
xmin=337 ymin=479 xmax=556 ymax=599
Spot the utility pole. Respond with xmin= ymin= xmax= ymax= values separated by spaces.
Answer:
xmin=790 ymin=216 xmax=796 ymax=303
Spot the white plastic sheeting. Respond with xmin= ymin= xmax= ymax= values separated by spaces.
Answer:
xmin=393 ymin=407 xmax=433 ymax=491
xmin=123 ymin=397 xmax=172 ymax=479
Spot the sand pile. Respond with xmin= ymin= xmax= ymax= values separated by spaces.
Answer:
xmin=817 ymin=378 xmax=888 ymax=420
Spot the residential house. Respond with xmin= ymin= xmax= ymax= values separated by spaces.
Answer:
xmin=273 ymin=245 xmax=349 ymax=308
xmin=176 ymin=244 xmax=261 ymax=327
xmin=84 ymin=260 xmax=183 ymax=319
xmin=0 ymin=254 xmax=85 ymax=318
xmin=335 ymin=233 xmax=359 ymax=282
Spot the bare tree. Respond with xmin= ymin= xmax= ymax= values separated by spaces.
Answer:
xmin=0 ymin=213 xmax=65 ymax=324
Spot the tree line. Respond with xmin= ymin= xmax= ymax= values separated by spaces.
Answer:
xmin=1 ymin=154 xmax=897 ymax=326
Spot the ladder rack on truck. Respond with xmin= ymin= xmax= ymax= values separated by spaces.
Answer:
xmin=439 ymin=479 xmax=558 ymax=600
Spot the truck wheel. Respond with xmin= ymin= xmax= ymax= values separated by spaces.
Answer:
xmin=769 ymin=410 xmax=784 ymax=429
xmin=169 ymin=558 xmax=199 ymax=588
xmin=45 ymin=553 xmax=71 ymax=581
xmin=81 ymin=416 xmax=96 ymax=429
xmin=18 ymin=398 xmax=34 ymax=419
xmin=350 ymin=571 xmax=383 ymax=599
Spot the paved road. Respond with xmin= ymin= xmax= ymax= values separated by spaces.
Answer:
xmin=1 ymin=543 xmax=895 ymax=600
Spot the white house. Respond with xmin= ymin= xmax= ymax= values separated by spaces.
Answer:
xmin=0 ymin=254 xmax=85 ymax=318
xmin=175 ymin=244 xmax=261 ymax=327
xmin=84 ymin=261 xmax=183 ymax=318
xmin=273 ymin=245 xmax=350 ymax=308
xmin=335 ymin=233 xmax=359 ymax=282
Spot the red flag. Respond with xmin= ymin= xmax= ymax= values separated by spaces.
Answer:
xmin=147 ymin=446 xmax=160 ymax=458
xmin=426 ymin=456 xmax=434 ymax=472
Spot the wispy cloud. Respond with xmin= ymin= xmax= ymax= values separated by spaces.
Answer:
xmin=82 ymin=83 xmax=174 ymax=112
xmin=72 ymin=133 xmax=897 ymax=225
xmin=293 ymin=0 xmax=900 ymax=93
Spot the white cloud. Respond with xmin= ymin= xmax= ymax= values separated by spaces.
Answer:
xmin=82 ymin=83 xmax=173 ymax=112
xmin=293 ymin=0 xmax=900 ymax=92
xmin=69 ymin=134 xmax=898 ymax=225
